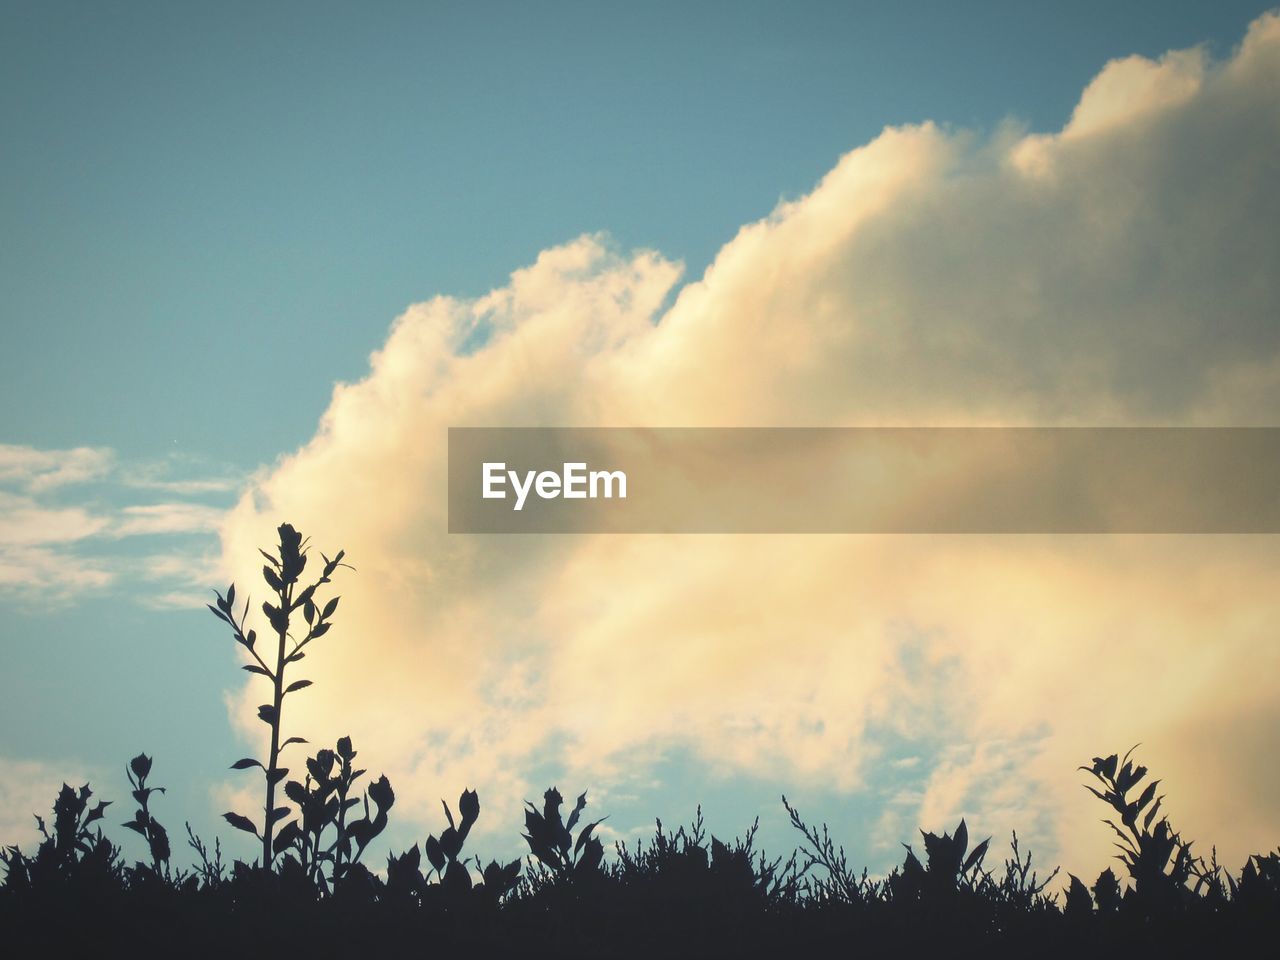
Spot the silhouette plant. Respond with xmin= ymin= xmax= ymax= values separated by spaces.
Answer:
xmin=0 ymin=784 xmax=119 ymax=894
xmin=522 ymin=787 xmax=606 ymax=883
xmin=185 ymin=823 xmax=225 ymax=888
xmin=784 ymin=795 xmax=882 ymax=904
xmin=615 ymin=807 xmax=799 ymax=913
xmin=1080 ymin=745 xmax=1199 ymax=909
xmin=121 ymin=753 xmax=170 ymax=882
xmin=2 ymin=745 xmax=1280 ymax=955
xmin=274 ymin=736 xmax=394 ymax=893
xmin=1091 ymin=865 xmax=1122 ymax=914
xmin=384 ymin=789 xmax=520 ymax=907
xmin=424 ymin=788 xmax=481 ymax=894
xmin=207 ymin=522 xmax=349 ymax=869
xmin=1234 ymin=849 xmax=1280 ymax=911
xmin=889 ymin=819 xmax=994 ymax=908
xmin=990 ymin=830 xmax=1059 ymax=910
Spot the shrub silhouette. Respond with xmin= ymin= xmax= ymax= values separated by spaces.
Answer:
xmin=614 ymin=807 xmax=798 ymax=917
xmin=2 ymin=521 xmax=1278 ymax=954
xmin=272 ymin=736 xmax=394 ymax=894
xmin=121 ymin=753 xmax=171 ymax=883
xmin=522 ymin=787 xmax=606 ymax=886
xmin=1080 ymin=744 xmax=1200 ymax=911
xmin=383 ymin=788 xmax=521 ymax=910
xmin=1 ymin=783 xmax=119 ymax=896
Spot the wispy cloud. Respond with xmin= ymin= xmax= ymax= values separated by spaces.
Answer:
xmin=113 ymin=503 xmax=225 ymax=537
xmin=0 ymin=445 xmax=113 ymax=493
xmin=120 ymin=457 xmax=243 ymax=495
xmin=0 ymin=492 xmax=109 ymax=546
xmin=0 ymin=445 xmax=242 ymax=606
xmin=0 ymin=544 xmax=114 ymax=594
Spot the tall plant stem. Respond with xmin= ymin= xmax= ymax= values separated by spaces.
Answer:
xmin=263 ymin=580 xmax=291 ymax=867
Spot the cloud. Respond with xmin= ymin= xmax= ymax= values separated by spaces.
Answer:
xmin=112 ymin=503 xmax=225 ymax=537
xmin=0 ymin=446 xmax=239 ymax=605
xmin=0 ymin=490 xmax=115 ymax=596
xmin=0 ymin=445 xmax=113 ymax=493
xmin=0 ymin=544 xmax=114 ymax=595
xmin=120 ymin=456 xmax=243 ymax=495
xmin=219 ymin=14 xmax=1280 ymax=876
xmin=0 ymin=491 xmax=109 ymax=546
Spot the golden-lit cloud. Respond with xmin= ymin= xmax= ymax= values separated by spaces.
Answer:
xmin=219 ymin=14 xmax=1280 ymax=875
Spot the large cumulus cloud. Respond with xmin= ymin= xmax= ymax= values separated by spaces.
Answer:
xmin=220 ymin=14 xmax=1280 ymax=876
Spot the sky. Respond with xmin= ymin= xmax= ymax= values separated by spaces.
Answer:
xmin=2 ymin=1 xmax=1279 ymax=882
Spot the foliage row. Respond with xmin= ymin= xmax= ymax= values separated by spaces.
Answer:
xmin=3 ymin=525 xmax=1276 ymax=955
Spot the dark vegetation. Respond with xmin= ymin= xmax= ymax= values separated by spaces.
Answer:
xmin=2 ymin=524 xmax=1277 ymax=956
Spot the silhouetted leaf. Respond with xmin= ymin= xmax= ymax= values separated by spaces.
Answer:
xmin=425 ymin=835 xmax=446 ymax=873
xmin=149 ymin=821 xmax=170 ymax=866
xmin=575 ymin=818 xmax=607 ymax=855
xmin=230 ymin=758 xmax=262 ymax=771
xmin=1136 ymin=779 xmax=1159 ymax=812
xmin=307 ymin=750 xmax=335 ymax=782
xmin=459 ymin=788 xmax=479 ymax=834
xmin=274 ymin=820 xmax=300 ymax=856
xmin=262 ymin=601 xmax=287 ymax=634
xmin=368 ymin=775 xmax=394 ymax=813
xmin=85 ymin=800 xmax=110 ymax=825
xmin=285 ymin=679 xmax=312 ymax=693
xmin=223 ymin=812 xmax=258 ymax=838
xmin=293 ymin=584 xmax=316 ymax=612
xmin=262 ymin=565 xmax=283 ymax=592
xmin=566 ymin=791 xmax=587 ymax=833
xmin=440 ymin=826 xmax=462 ymax=861
xmin=964 ymin=838 xmax=990 ymax=873
xmin=1145 ymin=796 xmax=1164 ymax=831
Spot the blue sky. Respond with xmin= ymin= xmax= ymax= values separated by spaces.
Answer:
xmin=3 ymin=0 xmax=1269 ymax=462
xmin=2 ymin=1 xmax=1279 ymax=877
